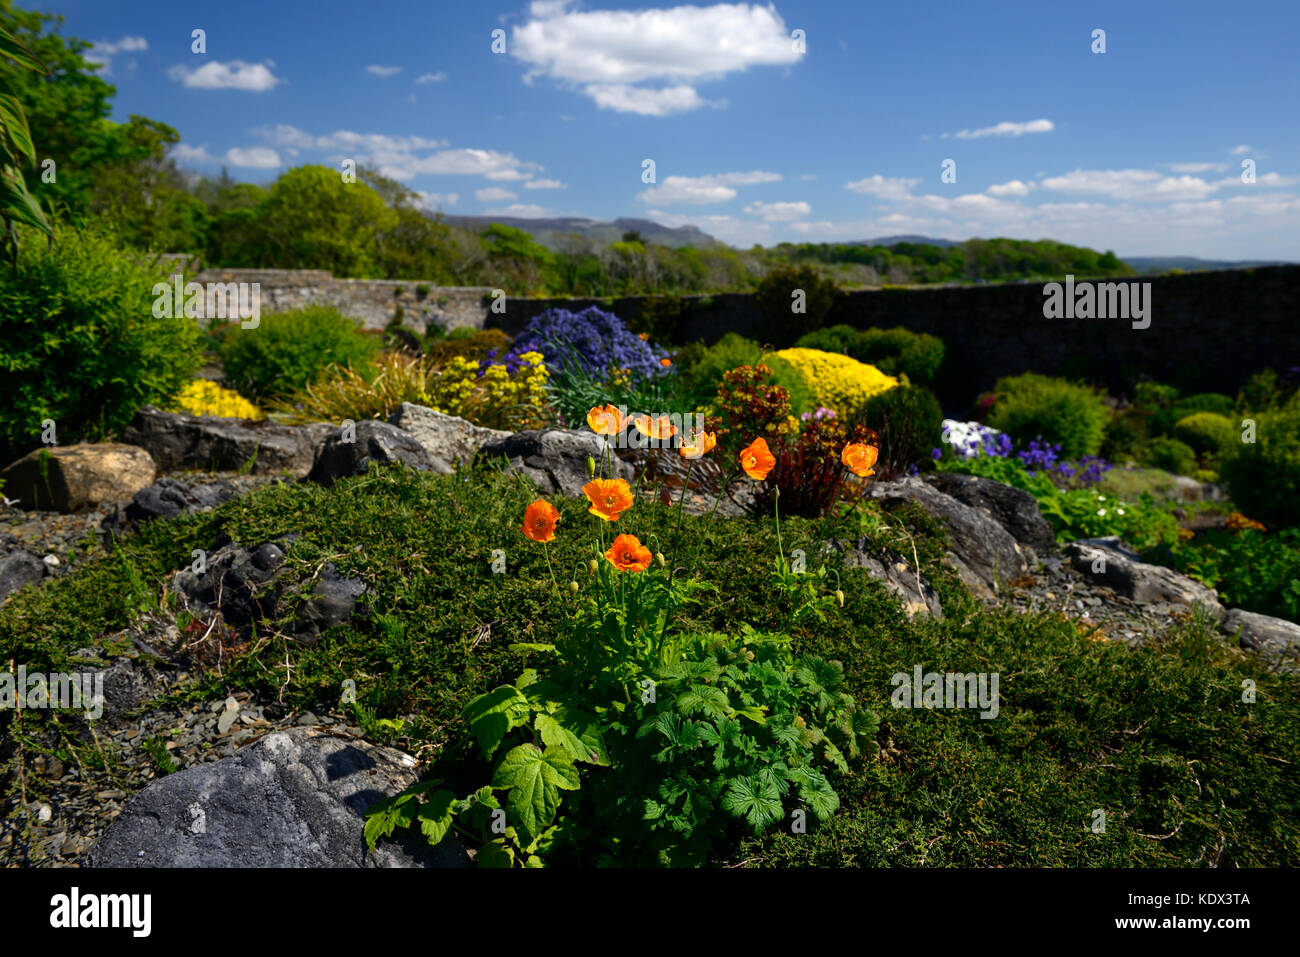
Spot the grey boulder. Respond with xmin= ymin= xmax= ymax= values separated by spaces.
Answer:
xmin=1219 ymin=608 xmax=1300 ymax=671
xmin=307 ymin=420 xmax=447 ymax=487
xmin=124 ymin=406 xmax=333 ymax=478
xmin=388 ymin=403 xmax=511 ymax=468
xmin=476 ymin=428 xmax=635 ymax=498
xmin=1065 ymin=540 xmax=1223 ymax=614
xmin=0 ymin=549 xmax=44 ymax=604
xmin=824 ymin=537 xmax=942 ymax=619
xmin=86 ymin=728 xmax=469 ymax=868
xmin=923 ymin=472 xmax=1057 ymax=559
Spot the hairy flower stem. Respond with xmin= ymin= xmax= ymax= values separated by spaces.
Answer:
xmin=543 ymin=542 xmax=558 ymax=590
xmin=690 ymin=467 xmax=740 ymax=575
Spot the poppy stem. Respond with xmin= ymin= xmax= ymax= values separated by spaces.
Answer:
xmin=669 ymin=460 xmax=692 ymax=581
xmin=542 ymin=541 xmax=558 ymax=590
xmin=774 ymin=485 xmax=786 ymax=569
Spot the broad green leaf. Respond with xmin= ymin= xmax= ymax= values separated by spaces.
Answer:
xmin=536 ymin=712 xmax=607 ymax=765
xmin=508 ymin=642 xmax=556 ymax=654
xmin=477 ymin=840 xmax=514 ymax=868
xmin=721 ymin=775 xmax=783 ymax=831
xmin=416 ymin=790 xmax=457 ymax=845
xmin=0 ymin=28 xmax=48 ymax=74
xmin=463 ymin=685 xmax=531 ymax=758
xmin=492 ymin=744 xmax=580 ymax=845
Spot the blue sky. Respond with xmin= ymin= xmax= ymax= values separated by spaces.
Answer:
xmin=44 ymin=0 xmax=1300 ymax=258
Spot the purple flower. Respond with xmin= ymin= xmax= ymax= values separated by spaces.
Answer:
xmin=499 ymin=306 xmax=668 ymax=382
xmin=931 ymin=447 xmax=943 ymax=460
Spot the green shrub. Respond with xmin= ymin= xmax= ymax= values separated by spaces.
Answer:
xmin=1133 ymin=381 xmax=1180 ymax=410
xmin=985 ymin=373 xmax=1109 ymax=459
xmin=793 ymin=324 xmax=859 ymax=355
xmin=217 ymin=305 xmax=381 ymax=401
xmin=1144 ymin=436 xmax=1198 ymax=476
xmin=1219 ymin=404 xmax=1300 ymax=529
xmin=1151 ymin=392 xmax=1235 ymax=435
xmin=679 ymin=333 xmax=815 ymax=415
xmin=0 ymin=225 xmax=203 ymax=459
xmin=794 ymin=325 xmax=946 ymax=385
xmin=856 ymin=384 xmax=944 ymax=477
xmin=1159 ymin=527 xmax=1300 ymax=623
xmin=1172 ymin=412 xmax=1236 ymax=459
xmin=753 ymin=265 xmax=840 ymax=346
xmin=424 ymin=327 xmax=511 ymax=365
xmin=1100 ymin=408 xmax=1149 ymax=463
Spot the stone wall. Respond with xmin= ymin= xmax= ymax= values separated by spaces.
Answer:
xmin=192 ymin=268 xmax=494 ymax=333
xmin=193 ymin=265 xmax=1300 ymax=407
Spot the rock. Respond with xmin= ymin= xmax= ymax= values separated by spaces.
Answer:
xmin=0 ymin=443 xmax=155 ymax=512
xmin=123 ymin=406 xmax=333 ymax=479
xmin=85 ymin=728 xmax=469 ymax=868
xmin=389 ymin=403 xmax=511 ymax=469
xmin=1065 ymin=541 xmax=1223 ymax=614
xmin=101 ymin=477 xmax=243 ymax=541
xmin=868 ymin=477 xmax=1027 ymax=595
xmin=824 ymin=537 xmax=942 ymax=619
xmin=476 ymin=428 xmax=635 ymax=498
xmin=307 ymin=420 xmax=446 ymax=488
xmin=1219 ymin=609 xmax=1300 ymax=670
xmin=0 ymin=549 xmax=44 ymax=603
xmin=171 ymin=539 xmax=365 ymax=647
xmin=1072 ymin=536 xmax=1143 ymax=563
xmin=923 ymin=473 xmax=1057 ymax=558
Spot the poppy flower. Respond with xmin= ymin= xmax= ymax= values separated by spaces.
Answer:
xmin=632 ymin=414 xmax=677 ymax=440
xmin=583 ymin=478 xmax=635 ymax=521
xmin=739 ymin=437 xmax=776 ymax=480
xmin=586 ymin=404 xmax=624 ymax=436
xmin=522 ymin=499 xmax=560 ymax=543
xmin=605 ymin=533 xmax=652 ymax=572
xmin=841 ymin=441 xmax=879 ymax=478
xmin=679 ymin=431 xmax=717 ymax=460
xmin=660 ymin=358 xmax=672 ymax=367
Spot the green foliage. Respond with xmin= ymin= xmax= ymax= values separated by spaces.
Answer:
xmin=0 ymin=223 xmax=203 ymax=458
xmin=1172 ymin=412 xmax=1235 ymax=459
xmin=939 ymin=453 xmax=1181 ymax=549
xmin=677 ymin=332 xmax=815 ymax=415
xmin=797 ymin=324 xmax=945 ymax=385
xmin=985 ymin=373 xmax=1109 ymax=458
xmin=216 ymin=305 xmax=382 ymax=401
xmin=1219 ymin=403 xmax=1300 ymax=529
xmin=1144 ymin=436 xmax=1197 ymax=476
xmin=1101 ymin=407 xmax=1149 ymax=463
xmin=0 ymin=21 xmax=51 ymax=262
xmin=422 ymin=327 xmax=510 ymax=365
xmin=753 ymin=265 xmax=840 ymax=345
xmin=1156 ymin=527 xmax=1300 ymax=623
xmin=1237 ymin=368 xmax=1298 ymax=412
xmin=1150 ymin=392 xmax=1235 ymax=436
xmin=855 ymin=384 xmax=944 ymax=477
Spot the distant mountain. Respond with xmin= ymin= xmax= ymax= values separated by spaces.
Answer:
xmin=440 ymin=214 xmax=721 ymax=250
xmin=853 ymin=235 xmax=961 ymax=248
xmin=1121 ymin=255 xmax=1296 ymax=274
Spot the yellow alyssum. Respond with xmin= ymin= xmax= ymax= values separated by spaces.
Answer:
xmin=770 ymin=348 xmax=899 ymax=420
xmin=169 ymin=379 xmax=262 ymax=420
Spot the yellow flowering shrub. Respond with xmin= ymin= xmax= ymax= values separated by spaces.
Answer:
xmin=168 ymin=379 xmax=263 ymax=420
xmin=770 ymin=348 xmax=899 ymax=420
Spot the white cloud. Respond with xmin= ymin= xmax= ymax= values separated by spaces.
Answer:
xmin=485 ymin=203 xmax=550 ymax=217
xmin=986 ymin=179 xmax=1032 ymax=197
xmin=583 ymin=83 xmax=710 ymax=116
xmin=476 ymin=187 xmax=519 ymax=202
xmin=1039 ymin=168 xmax=1217 ymax=201
xmin=224 ymin=147 xmax=282 ymax=168
xmin=845 ymin=175 xmax=919 ymax=200
xmin=1230 ymin=144 xmax=1252 ymax=155
xmin=524 ymin=178 xmax=565 ymax=189
xmin=511 ymin=1 xmax=801 ymax=114
xmin=85 ymin=35 xmax=148 ymax=74
xmin=170 ymin=60 xmax=282 ymax=91
xmin=1167 ymin=161 xmax=1229 ymax=173
xmin=171 ymin=143 xmax=214 ymax=164
xmin=366 ymin=65 xmax=402 ymax=77
xmin=639 ymin=170 xmax=780 ymax=205
xmin=415 ymin=72 xmax=447 ymax=84
xmin=943 ymin=118 xmax=1054 ymax=140
xmin=414 ymin=191 xmax=459 ymax=208
xmin=743 ymin=200 xmax=811 ymax=221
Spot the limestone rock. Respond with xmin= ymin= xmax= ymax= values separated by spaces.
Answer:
xmin=85 ymin=728 xmax=469 ymax=867
xmin=476 ymin=428 xmax=635 ymax=498
xmin=1065 ymin=540 xmax=1223 ymax=614
xmin=1219 ymin=608 xmax=1300 ymax=671
xmin=0 ymin=549 xmax=44 ymax=603
xmin=123 ymin=405 xmax=332 ymax=478
xmin=923 ymin=472 xmax=1057 ymax=558
xmin=388 ymin=403 xmax=511 ymax=468
xmin=307 ymin=420 xmax=447 ymax=487
xmin=0 ymin=443 xmax=155 ymax=512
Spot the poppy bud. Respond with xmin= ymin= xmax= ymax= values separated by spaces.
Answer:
xmin=568 ymin=581 xmax=580 ymax=595
xmin=586 ymin=455 xmax=596 ymax=476
xmin=835 ymin=589 xmax=845 ymax=607
xmin=587 ymin=559 xmax=599 ymax=575
xmin=655 ymin=552 xmax=666 ymax=568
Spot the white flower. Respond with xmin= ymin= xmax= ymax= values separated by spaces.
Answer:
xmin=1097 ymin=509 xmax=1107 ymax=517
xmin=1117 ymin=508 xmax=1125 ymax=516
xmin=1098 ymin=495 xmax=1106 ymax=501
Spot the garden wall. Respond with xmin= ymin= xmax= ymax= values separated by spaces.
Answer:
xmin=194 ymin=265 xmax=1300 ymax=407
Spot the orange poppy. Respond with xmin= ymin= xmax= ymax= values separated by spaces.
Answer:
xmin=660 ymin=358 xmax=672 ymax=367
xmin=739 ymin=437 xmax=776 ymax=480
xmin=632 ymin=414 xmax=677 ymax=440
xmin=679 ymin=430 xmax=717 ymax=460
xmin=605 ymin=533 xmax=652 ymax=572
xmin=638 ymin=332 xmax=650 ymax=341
xmin=841 ymin=441 xmax=879 ymax=478
xmin=586 ymin=404 xmax=624 ymax=436
xmin=583 ymin=478 xmax=635 ymax=521
xmin=521 ymin=499 xmax=560 ymax=543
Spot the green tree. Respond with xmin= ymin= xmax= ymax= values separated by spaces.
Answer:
xmin=0 ymin=20 xmax=50 ymax=262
